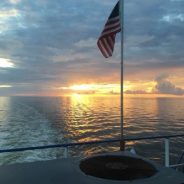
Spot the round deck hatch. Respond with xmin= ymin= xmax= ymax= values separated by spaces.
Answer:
xmin=80 ymin=155 xmax=157 ymax=180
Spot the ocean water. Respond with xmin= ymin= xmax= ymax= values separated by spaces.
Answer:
xmin=0 ymin=95 xmax=184 ymax=165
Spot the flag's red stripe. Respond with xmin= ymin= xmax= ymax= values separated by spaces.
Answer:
xmin=97 ymin=35 xmax=116 ymax=58
xmin=97 ymin=1 xmax=120 ymax=58
xmin=103 ymin=22 xmax=120 ymax=34
xmin=97 ymin=40 xmax=109 ymax=58
xmin=100 ymin=38 xmax=112 ymax=57
xmin=101 ymin=25 xmax=120 ymax=37
xmin=103 ymin=37 xmax=113 ymax=55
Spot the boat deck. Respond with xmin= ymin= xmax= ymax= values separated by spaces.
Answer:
xmin=0 ymin=153 xmax=184 ymax=184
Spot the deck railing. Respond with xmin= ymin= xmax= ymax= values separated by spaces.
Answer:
xmin=0 ymin=133 xmax=184 ymax=168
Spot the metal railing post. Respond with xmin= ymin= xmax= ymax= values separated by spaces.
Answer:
xmin=64 ymin=147 xmax=68 ymax=158
xmin=165 ymin=138 xmax=170 ymax=167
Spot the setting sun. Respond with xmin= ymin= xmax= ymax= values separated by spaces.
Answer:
xmin=60 ymin=80 xmax=160 ymax=96
xmin=62 ymin=83 xmax=132 ymax=95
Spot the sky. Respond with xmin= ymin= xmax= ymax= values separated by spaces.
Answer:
xmin=0 ymin=0 xmax=184 ymax=96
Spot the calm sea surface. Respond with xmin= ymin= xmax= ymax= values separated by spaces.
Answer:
xmin=0 ymin=95 xmax=184 ymax=165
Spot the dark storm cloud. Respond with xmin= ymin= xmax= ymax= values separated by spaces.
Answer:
xmin=124 ymin=0 xmax=184 ymax=69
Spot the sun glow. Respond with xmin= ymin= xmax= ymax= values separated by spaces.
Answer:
xmin=61 ymin=80 xmax=158 ymax=96
xmin=0 ymin=58 xmax=15 ymax=68
xmin=62 ymin=83 xmax=134 ymax=95
xmin=70 ymin=84 xmax=94 ymax=91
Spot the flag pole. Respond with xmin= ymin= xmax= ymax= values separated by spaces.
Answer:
xmin=120 ymin=0 xmax=125 ymax=151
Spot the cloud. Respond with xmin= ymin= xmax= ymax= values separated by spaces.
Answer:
xmin=0 ymin=0 xmax=184 ymax=96
xmin=161 ymin=14 xmax=184 ymax=23
xmin=155 ymin=74 xmax=169 ymax=82
xmin=124 ymin=0 xmax=184 ymax=72
xmin=9 ymin=0 xmax=21 ymax=4
xmin=74 ymin=38 xmax=96 ymax=48
xmin=0 ymin=9 xmax=19 ymax=18
xmin=125 ymin=90 xmax=149 ymax=94
xmin=155 ymin=74 xmax=184 ymax=95
xmin=0 ymin=85 xmax=12 ymax=88
xmin=124 ymin=74 xmax=184 ymax=96
xmin=0 ymin=58 xmax=15 ymax=68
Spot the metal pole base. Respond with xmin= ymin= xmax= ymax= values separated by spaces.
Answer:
xmin=120 ymin=141 xmax=125 ymax=151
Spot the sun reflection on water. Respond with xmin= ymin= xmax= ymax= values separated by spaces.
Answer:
xmin=70 ymin=94 xmax=91 ymax=106
xmin=64 ymin=94 xmax=120 ymax=143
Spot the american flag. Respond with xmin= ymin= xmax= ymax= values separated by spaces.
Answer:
xmin=97 ymin=1 xmax=121 ymax=58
